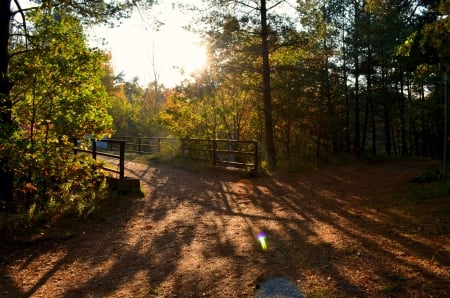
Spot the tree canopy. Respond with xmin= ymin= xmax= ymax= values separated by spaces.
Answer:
xmin=161 ymin=0 xmax=449 ymax=166
xmin=0 ymin=0 xmax=153 ymax=213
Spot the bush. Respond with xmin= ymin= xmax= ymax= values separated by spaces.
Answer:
xmin=0 ymin=135 xmax=109 ymax=237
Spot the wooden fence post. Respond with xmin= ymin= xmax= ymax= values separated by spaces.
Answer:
xmin=253 ymin=141 xmax=258 ymax=172
xmin=211 ymin=139 xmax=217 ymax=166
xmin=119 ymin=141 xmax=125 ymax=179
xmin=181 ymin=139 xmax=186 ymax=158
xmin=72 ymin=138 xmax=78 ymax=155
xmin=92 ymin=139 xmax=97 ymax=160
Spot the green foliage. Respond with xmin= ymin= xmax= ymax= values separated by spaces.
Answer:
xmin=37 ymin=0 xmax=143 ymax=25
xmin=101 ymin=0 xmax=449 ymax=171
xmin=159 ymin=86 xmax=214 ymax=138
xmin=0 ymin=8 xmax=113 ymax=219
xmin=106 ymin=77 xmax=166 ymax=138
xmin=11 ymin=9 xmax=113 ymax=139
xmin=0 ymin=152 xmax=109 ymax=235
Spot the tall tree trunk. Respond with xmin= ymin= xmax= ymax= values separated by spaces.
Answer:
xmin=420 ymin=82 xmax=428 ymax=156
xmin=260 ymin=0 xmax=276 ymax=170
xmin=366 ymin=17 xmax=376 ymax=156
xmin=317 ymin=92 xmax=324 ymax=164
xmin=384 ymin=100 xmax=392 ymax=155
xmin=354 ymin=57 xmax=361 ymax=156
xmin=285 ymin=110 xmax=291 ymax=160
xmin=369 ymin=85 xmax=376 ymax=156
xmin=352 ymin=1 xmax=361 ymax=157
xmin=323 ymin=41 xmax=337 ymax=154
xmin=370 ymin=97 xmax=377 ymax=155
xmin=361 ymin=89 xmax=369 ymax=155
xmin=399 ymin=73 xmax=408 ymax=156
xmin=407 ymin=76 xmax=420 ymax=156
xmin=342 ymin=44 xmax=351 ymax=153
xmin=0 ymin=0 xmax=14 ymax=208
xmin=382 ymin=66 xmax=392 ymax=155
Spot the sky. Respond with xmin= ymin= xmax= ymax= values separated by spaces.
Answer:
xmin=88 ymin=0 xmax=298 ymax=88
xmin=13 ymin=0 xmax=299 ymax=87
xmin=14 ymin=0 xmax=299 ymax=88
xmin=88 ymin=1 xmax=207 ymax=87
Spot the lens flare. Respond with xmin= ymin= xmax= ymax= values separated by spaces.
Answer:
xmin=257 ymin=231 xmax=268 ymax=251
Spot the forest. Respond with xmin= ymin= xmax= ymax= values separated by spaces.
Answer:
xmin=110 ymin=0 xmax=450 ymax=168
xmin=0 ymin=0 xmax=449 ymax=225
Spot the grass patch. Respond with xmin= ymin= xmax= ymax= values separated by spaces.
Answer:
xmin=125 ymin=152 xmax=160 ymax=164
xmin=378 ymin=283 xmax=401 ymax=294
xmin=309 ymin=288 xmax=330 ymax=298
xmin=148 ymin=287 xmax=163 ymax=296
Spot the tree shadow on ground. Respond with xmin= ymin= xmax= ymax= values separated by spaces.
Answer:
xmin=0 ymin=160 xmax=449 ymax=297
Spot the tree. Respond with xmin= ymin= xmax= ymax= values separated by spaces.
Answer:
xmin=196 ymin=0 xmax=297 ymax=169
xmin=0 ymin=0 xmax=153 ymax=208
xmin=260 ymin=0 xmax=277 ymax=169
xmin=0 ymin=0 xmax=14 ymax=208
xmin=12 ymin=10 xmax=113 ymax=135
xmin=4 ymin=7 xmax=114 ymax=212
xmin=297 ymin=0 xmax=344 ymax=162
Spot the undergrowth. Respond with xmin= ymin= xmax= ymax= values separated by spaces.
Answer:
xmin=0 ymin=160 xmax=113 ymax=241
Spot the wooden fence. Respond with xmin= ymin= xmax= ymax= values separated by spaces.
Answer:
xmin=74 ymin=137 xmax=259 ymax=174
xmin=73 ymin=139 xmax=126 ymax=179
xmin=111 ymin=137 xmax=259 ymax=172
xmin=180 ymin=138 xmax=258 ymax=172
xmin=110 ymin=136 xmax=182 ymax=154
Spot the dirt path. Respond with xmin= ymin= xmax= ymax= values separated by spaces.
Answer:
xmin=1 ymin=160 xmax=449 ymax=297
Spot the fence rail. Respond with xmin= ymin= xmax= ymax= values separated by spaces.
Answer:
xmin=72 ymin=139 xmax=126 ymax=179
xmin=74 ymin=137 xmax=259 ymax=174
xmin=110 ymin=136 xmax=183 ymax=154
xmin=181 ymin=138 xmax=258 ymax=172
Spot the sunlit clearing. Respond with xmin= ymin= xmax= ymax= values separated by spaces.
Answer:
xmin=257 ymin=231 xmax=268 ymax=251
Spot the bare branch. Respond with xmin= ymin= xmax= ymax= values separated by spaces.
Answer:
xmin=267 ymin=0 xmax=285 ymax=11
xmin=12 ymin=0 xmax=30 ymax=49
xmin=8 ymin=48 xmax=37 ymax=60
xmin=11 ymin=4 xmax=38 ymax=18
xmin=234 ymin=0 xmax=259 ymax=10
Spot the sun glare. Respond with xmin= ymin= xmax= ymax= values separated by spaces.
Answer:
xmin=89 ymin=2 xmax=208 ymax=87
xmin=152 ymin=25 xmax=207 ymax=83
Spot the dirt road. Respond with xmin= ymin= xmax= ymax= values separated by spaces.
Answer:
xmin=1 ymin=160 xmax=449 ymax=297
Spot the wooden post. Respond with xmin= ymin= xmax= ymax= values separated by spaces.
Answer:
xmin=157 ymin=138 xmax=161 ymax=153
xmin=181 ymin=139 xmax=186 ymax=158
xmin=212 ymin=139 xmax=217 ymax=166
xmin=72 ymin=138 xmax=78 ymax=155
xmin=119 ymin=140 xmax=125 ymax=179
xmin=443 ymin=70 xmax=448 ymax=182
xmin=92 ymin=139 xmax=97 ymax=160
xmin=253 ymin=141 xmax=259 ymax=172
xmin=138 ymin=138 xmax=142 ymax=154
